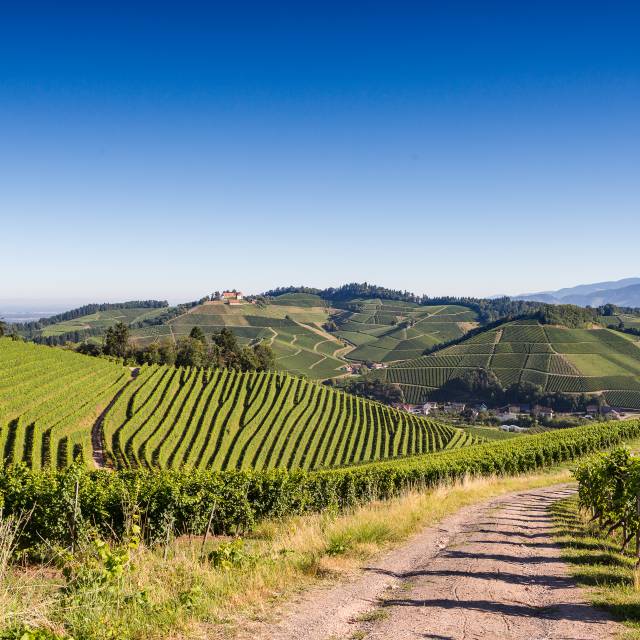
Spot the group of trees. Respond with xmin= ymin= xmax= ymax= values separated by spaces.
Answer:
xmin=77 ymin=323 xmax=276 ymax=372
xmin=431 ymin=367 xmax=604 ymax=412
xmin=327 ymin=377 xmax=405 ymax=404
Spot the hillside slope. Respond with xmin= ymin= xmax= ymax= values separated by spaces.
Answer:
xmin=333 ymin=299 xmax=479 ymax=363
xmin=0 ymin=338 xmax=477 ymax=472
xmin=131 ymin=295 xmax=347 ymax=379
xmin=0 ymin=338 xmax=129 ymax=468
xmin=102 ymin=365 xmax=476 ymax=471
xmin=378 ymin=320 xmax=640 ymax=407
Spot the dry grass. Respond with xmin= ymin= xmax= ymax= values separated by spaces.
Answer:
xmin=1 ymin=467 xmax=572 ymax=640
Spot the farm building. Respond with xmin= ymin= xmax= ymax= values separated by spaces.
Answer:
xmin=222 ymin=290 xmax=243 ymax=301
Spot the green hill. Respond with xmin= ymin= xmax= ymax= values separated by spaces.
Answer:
xmin=130 ymin=294 xmax=347 ymax=379
xmin=0 ymin=338 xmax=477 ymax=471
xmin=0 ymin=338 xmax=128 ymax=469
xmin=102 ymin=364 xmax=477 ymax=471
xmin=333 ymin=298 xmax=479 ymax=363
xmin=41 ymin=307 xmax=168 ymax=337
xmin=378 ymin=319 xmax=640 ymax=407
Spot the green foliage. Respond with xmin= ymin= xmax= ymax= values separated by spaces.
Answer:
xmin=1 ymin=419 xmax=638 ymax=553
xmin=0 ymin=338 xmax=128 ymax=470
xmin=207 ymin=538 xmax=249 ymax=568
xmin=102 ymin=366 xmax=470 ymax=471
xmin=383 ymin=319 xmax=640 ymax=407
xmin=103 ymin=322 xmax=130 ymax=358
xmin=574 ymin=447 xmax=640 ymax=549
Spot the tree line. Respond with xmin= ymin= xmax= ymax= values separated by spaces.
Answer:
xmin=432 ymin=367 xmax=605 ymax=412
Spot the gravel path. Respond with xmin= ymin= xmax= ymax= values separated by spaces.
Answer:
xmin=243 ymin=484 xmax=620 ymax=640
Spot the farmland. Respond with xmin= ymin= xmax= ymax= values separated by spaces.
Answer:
xmin=130 ymin=295 xmax=348 ymax=379
xmin=0 ymin=338 xmax=476 ymax=472
xmin=102 ymin=365 xmax=476 ymax=471
xmin=333 ymin=298 xmax=479 ymax=363
xmin=379 ymin=319 xmax=640 ymax=406
xmin=40 ymin=307 xmax=168 ymax=337
xmin=0 ymin=338 xmax=128 ymax=468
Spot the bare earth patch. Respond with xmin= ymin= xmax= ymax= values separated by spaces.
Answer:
xmin=242 ymin=485 xmax=620 ymax=640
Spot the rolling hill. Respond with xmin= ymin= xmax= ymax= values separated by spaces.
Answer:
xmin=517 ymin=277 xmax=640 ymax=307
xmin=332 ymin=298 xmax=479 ymax=363
xmin=0 ymin=337 xmax=476 ymax=470
xmin=377 ymin=319 xmax=640 ymax=407
xmin=130 ymin=294 xmax=348 ymax=379
xmin=101 ymin=364 xmax=476 ymax=471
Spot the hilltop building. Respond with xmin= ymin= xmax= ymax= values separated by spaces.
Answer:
xmin=222 ymin=291 xmax=243 ymax=303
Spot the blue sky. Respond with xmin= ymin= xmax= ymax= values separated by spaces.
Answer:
xmin=1 ymin=1 xmax=639 ymax=304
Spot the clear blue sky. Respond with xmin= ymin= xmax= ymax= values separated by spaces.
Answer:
xmin=1 ymin=1 xmax=639 ymax=304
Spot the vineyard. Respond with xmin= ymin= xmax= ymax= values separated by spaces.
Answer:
xmin=2 ymin=418 xmax=638 ymax=551
xmin=379 ymin=320 xmax=640 ymax=406
xmin=130 ymin=294 xmax=346 ymax=379
xmin=0 ymin=338 xmax=128 ymax=469
xmin=575 ymin=446 xmax=640 ymax=553
xmin=0 ymin=338 xmax=477 ymax=473
xmin=102 ymin=365 xmax=475 ymax=471
xmin=334 ymin=299 xmax=479 ymax=363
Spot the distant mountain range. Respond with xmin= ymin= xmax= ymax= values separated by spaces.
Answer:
xmin=515 ymin=277 xmax=640 ymax=308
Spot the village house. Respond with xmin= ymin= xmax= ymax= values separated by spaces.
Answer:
xmin=532 ymin=405 xmax=554 ymax=420
xmin=421 ymin=401 xmax=439 ymax=415
xmin=370 ymin=362 xmax=386 ymax=370
xmin=222 ymin=290 xmax=243 ymax=302
xmin=602 ymin=406 xmax=622 ymax=420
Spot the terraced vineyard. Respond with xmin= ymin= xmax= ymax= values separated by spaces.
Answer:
xmin=0 ymin=338 xmax=129 ymax=469
xmin=378 ymin=320 xmax=640 ymax=406
xmin=102 ymin=365 xmax=476 ymax=471
xmin=131 ymin=294 xmax=347 ymax=379
xmin=0 ymin=338 xmax=477 ymax=471
xmin=334 ymin=299 xmax=479 ymax=363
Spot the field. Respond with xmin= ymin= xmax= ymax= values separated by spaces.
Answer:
xmin=378 ymin=320 xmax=640 ymax=406
xmin=131 ymin=295 xmax=348 ymax=379
xmin=0 ymin=338 xmax=128 ymax=468
xmin=39 ymin=307 xmax=168 ymax=337
xmin=333 ymin=299 xmax=479 ymax=363
xmin=102 ymin=364 xmax=476 ymax=471
xmin=597 ymin=312 xmax=640 ymax=330
xmin=0 ymin=338 xmax=477 ymax=472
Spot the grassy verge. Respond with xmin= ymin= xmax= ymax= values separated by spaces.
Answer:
xmin=2 ymin=466 xmax=572 ymax=640
xmin=551 ymin=496 xmax=640 ymax=638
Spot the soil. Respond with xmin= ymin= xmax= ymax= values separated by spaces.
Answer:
xmin=242 ymin=484 xmax=620 ymax=640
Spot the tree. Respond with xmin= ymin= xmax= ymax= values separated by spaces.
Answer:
xmin=211 ymin=328 xmax=239 ymax=354
xmin=189 ymin=326 xmax=207 ymax=344
xmin=0 ymin=319 xmax=5 ymax=337
xmin=253 ymin=342 xmax=276 ymax=371
xmin=103 ymin=322 xmax=130 ymax=358
xmin=175 ymin=337 xmax=206 ymax=367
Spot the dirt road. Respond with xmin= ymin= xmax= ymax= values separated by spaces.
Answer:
xmin=246 ymin=485 xmax=620 ymax=640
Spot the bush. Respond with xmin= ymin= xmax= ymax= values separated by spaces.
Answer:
xmin=1 ymin=420 xmax=639 ymax=553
